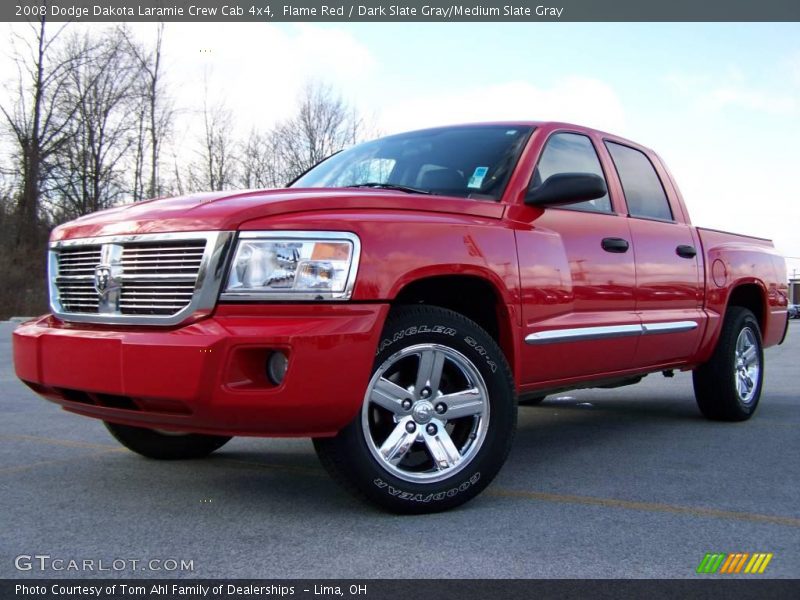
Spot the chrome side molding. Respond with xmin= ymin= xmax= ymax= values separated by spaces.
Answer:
xmin=525 ymin=320 xmax=698 ymax=345
xmin=641 ymin=321 xmax=699 ymax=335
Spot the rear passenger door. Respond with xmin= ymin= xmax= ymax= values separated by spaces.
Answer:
xmin=604 ymin=141 xmax=703 ymax=366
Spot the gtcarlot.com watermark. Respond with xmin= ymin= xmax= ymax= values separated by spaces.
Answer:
xmin=14 ymin=554 xmax=194 ymax=573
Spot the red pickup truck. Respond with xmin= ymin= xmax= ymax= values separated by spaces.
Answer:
xmin=13 ymin=122 xmax=789 ymax=513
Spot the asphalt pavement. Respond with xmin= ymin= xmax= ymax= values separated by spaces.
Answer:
xmin=2 ymin=320 xmax=798 ymax=579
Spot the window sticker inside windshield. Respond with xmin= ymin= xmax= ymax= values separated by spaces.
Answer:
xmin=467 ymin=166 xmax=489 ymax=189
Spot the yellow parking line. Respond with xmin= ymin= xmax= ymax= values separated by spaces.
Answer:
xmin=5 ymin=432 xmax=800 ymax=529
xmin=0 ymin=450 xmax=123 ymax=475
xmin=0 ymin=433 xmax=119 ymax=451
xmin=486 ymin=488 xmax=800 ymax=528
xmin=214 ymin=457 xmax=327 ymax=478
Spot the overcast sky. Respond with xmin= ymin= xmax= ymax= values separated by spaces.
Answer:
xmin=4 ymin=21 xmax=800 ymax=276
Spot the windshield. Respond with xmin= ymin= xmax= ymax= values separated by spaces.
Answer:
xmin=290 ymin=125 xmax=534 ymax=201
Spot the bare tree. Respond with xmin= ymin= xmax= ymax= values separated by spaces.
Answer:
xmin=0 ymin=17 xmax=82 ymax=246
xmin=271 ymin=82 xmax=364 ymax=182
xmin=237 ymin=128 xmax=283 ymax=189
xmin=48 ymin=27 xmax=144 ymax=219
xmin=130 ymin=97 xmax=147 ymax=202
xmin=122 ymin=23 xmax=173 ymax=200
xmin=188 ymin=94 xmax=236 ymax=192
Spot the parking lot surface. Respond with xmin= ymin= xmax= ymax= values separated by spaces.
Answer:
xmin=2 ymin=320 xmax=798 ymax=578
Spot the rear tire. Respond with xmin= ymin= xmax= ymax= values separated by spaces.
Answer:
xmin=314 ymin=305 xmax=517 ymax=514
xmin=105 ymin=422 xmax=231 ymax=459
xmin=692 ymin=307 xmax=763 ymax=421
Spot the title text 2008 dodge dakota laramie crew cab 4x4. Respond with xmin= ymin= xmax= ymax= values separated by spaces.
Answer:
xmin=13 ymin=122 xmax=789 ymax=513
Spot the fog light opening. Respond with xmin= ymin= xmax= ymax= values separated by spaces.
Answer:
xmin=267 ymin=351 xmax=289 ymax=385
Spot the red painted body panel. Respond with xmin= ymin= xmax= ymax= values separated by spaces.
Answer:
xmin=513 ymin=208 xmax=639 ymax=384
xmin=14 ymin=304 xmax=388 ymax=436
xmin=693 ymin=227 xmax=788 ymax=360
xmin=626 ymin=218 xmax=704 ymax=366
xmin=14 ymin=121 xmax=788 ymax=436
xmin=50 ymin=188 xmax=505 ymax=241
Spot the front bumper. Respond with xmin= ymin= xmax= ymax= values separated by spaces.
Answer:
xmin=13 ymin=304 xmax=389 ymax=437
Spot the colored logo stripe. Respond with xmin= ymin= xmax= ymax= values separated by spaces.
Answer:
xmin=696 ymin=553 xmax=725 ymax=574
xmin=697 ymin=553 xmax=773 ymax=574
xmin=745 ymin=553 xmax=773 ymax=574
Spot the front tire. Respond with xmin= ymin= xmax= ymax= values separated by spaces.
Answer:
xmin=314 ymin=306 xmax=517 ymax=514
xmin=105 ymin=422 xmax=231 ymax=459
xmin=692 ymin=307 xmax=764 ymax=421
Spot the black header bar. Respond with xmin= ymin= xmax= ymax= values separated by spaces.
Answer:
xmin=5 ymin=0 xmax=800 ymax=22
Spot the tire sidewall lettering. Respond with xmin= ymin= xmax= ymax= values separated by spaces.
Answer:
xmin=372 ymin=472 xmax=482 ymax=503
xmin=464 ymin=335 xmax=498 ymax=373
xmin=376 ymin=325 xmax=499 ymax=374
xmin=376 ymin=325 xmax=456 ymax=355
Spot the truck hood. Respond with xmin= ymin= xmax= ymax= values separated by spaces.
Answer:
xmin=51 ymin=188 xmax=506 ymax=241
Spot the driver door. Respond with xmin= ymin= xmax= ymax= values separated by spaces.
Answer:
xmin=514 ymin=132 xmax=639 ymax=387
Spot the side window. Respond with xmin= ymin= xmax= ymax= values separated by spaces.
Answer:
xmin=531 ymin=133 xmax=611 ymax=213
xmin=606 ymin=142 xmax=673 ymax=221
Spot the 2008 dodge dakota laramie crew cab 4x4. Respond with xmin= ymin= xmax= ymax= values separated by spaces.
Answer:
xmin=13 ymin=122 xmax=789 ymax=513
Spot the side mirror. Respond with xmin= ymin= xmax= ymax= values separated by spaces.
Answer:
xmin=525 ymin=173 xmax=607 ymax=207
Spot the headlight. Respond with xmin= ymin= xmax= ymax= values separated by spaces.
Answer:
xmin=221 ymin=231 xmax=360 ymax=300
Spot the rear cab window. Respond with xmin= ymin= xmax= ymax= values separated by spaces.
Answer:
xmin=605 ymin=142 xmax=673 ymax=221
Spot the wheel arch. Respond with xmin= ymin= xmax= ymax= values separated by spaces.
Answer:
xmin=390 ymin=273 xmax=517 ymax=378
xmin=696 ymin=278 xmax=768 ymax=365
xmin=726 ymin=281 xmax=767 ymax=333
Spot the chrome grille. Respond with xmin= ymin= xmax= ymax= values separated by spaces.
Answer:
xmin=117 ymin=241 xmax=205 ymax=315
xmin=50 ymin=232 xmax=234 ymax=325
xmin=56 ymin=246 xmax=103 ymax=313
xmin=119 ymin=280 xmax=197 ymax=315
xmin=120 ymin=242 xmax=206 ymax=276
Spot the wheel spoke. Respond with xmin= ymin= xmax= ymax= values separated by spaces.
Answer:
xmin=379 ymin=421 xmax=417 ymax=466
xmin=734 ymin=327 xmax=761 ymax=404
xmin=370 ymin=377 xmax=410 ymax=414
xmin=438 ymin=388 xmax=484 ymax=419
xmin=742 ymin=345 xmax=757 ymax=366
xmin=743 ymin=372 xmax=754 ymax=390
xmin=362 ymin=341 xmax=492 ymax=483
xmin=415 ymin=349 xmax=445 ymax=397
xmin=737 ymin=374 xmax=747 ymax=396
xmin=423 ymin=426 xmax=461 ymax=470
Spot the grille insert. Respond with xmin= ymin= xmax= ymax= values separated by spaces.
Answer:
xmin=56 ymin=246 xmax=102 ymax=313
xmin=50 ymin=232 xmax=232 ymax=325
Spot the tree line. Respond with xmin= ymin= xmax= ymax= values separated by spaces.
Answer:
xmin=0 ymin=18 xmax=368 ymax=318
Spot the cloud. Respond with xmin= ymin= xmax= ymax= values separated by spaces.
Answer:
xmin=122 ymin=22 xmax=376 ymax=134
xmin=377 ymin=77 xmax=627 ymax=135
xmin=700 ymin=87 xmax=796 ymax=115
xmin=665 ymin=70 xmax=797 ymax=116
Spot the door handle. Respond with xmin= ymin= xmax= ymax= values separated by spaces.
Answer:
xmin=601 ymin=237 xmax=630 ymax=253
xmin=676 ymin=244 xmax=697 ymax=259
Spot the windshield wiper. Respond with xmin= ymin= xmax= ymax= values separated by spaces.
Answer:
xmin=347 ymin=183 xmax=432 ymax=195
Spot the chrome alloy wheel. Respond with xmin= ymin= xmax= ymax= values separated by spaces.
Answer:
xmin=734 ymin=327 xmax=761 ymax=404
xmin=361 ymin=343 xmax=490 ymax=484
